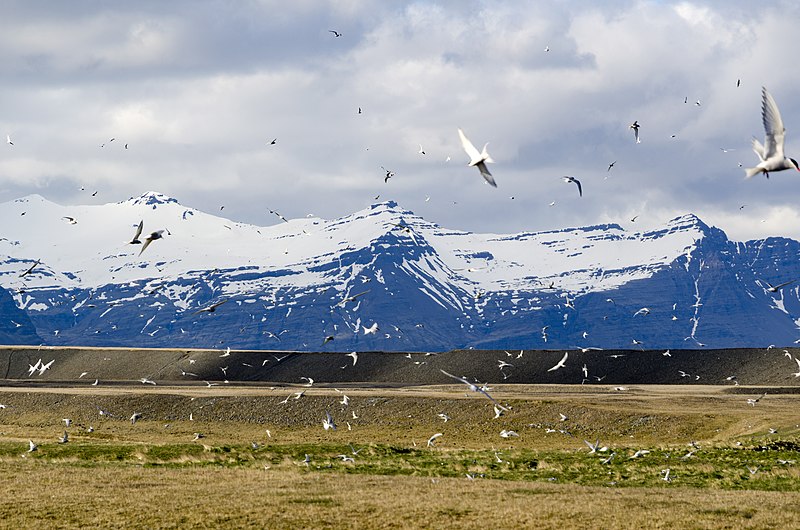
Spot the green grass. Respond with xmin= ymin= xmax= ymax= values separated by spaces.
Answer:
xmin=2 ymin=438 xmax=797 ymax=491
xmin=1 ymin=386 xmax=799 ymax=528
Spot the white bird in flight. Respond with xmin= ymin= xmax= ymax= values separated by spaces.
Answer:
xmin=427 ymin=432 xmax=443 ymax=447
xmin=439 ymin=369 xmax=508 ymax=411
xmin=345 ymin=351 xmax=358 ymax=366
xmin=458 ymin=128 xmax=496 ymax=187
xmin=547 ymin=352 xmax=569 ymax=372
xmin=746 ymin=87 xmax=799 ymax=178
xmin=139 ymin=230 xmax=165 ymax=256
xmin=323 ymin=411 xmax=336 ymax=431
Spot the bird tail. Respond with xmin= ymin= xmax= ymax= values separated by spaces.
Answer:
xmin=481 ymin=143 xmax=494 ymax=164
xmin=744 ymin=166 xmax=762 ymax=179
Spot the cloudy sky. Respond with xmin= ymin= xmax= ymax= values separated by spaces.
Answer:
xmin=2 ymin=0 xmax=800 ymax=242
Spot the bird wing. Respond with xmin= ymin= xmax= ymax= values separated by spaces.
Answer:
xmin=347 ymin=290 xmax=370 ymax=301
xmin=478 ymin=388 xmax=508 ymax=410
xmin=573 ymin=178 xmax=582 ymax=197
xmin=476 ymin=162 xmax=497 ymax=187
xmin=211 ymin=299 xmax=229 ymax=309
xmin=761 ymin=87 xmax=786 ymax=159
xmin=547 ymin=352 xmax=568 ymax=371
xmin=138 ymin=238 xmax=153 ymax=256
xmin=133 ymin=220 xmax=143 ymax=242
xmin=774 ymin=280 xmax=795 ymax=290
xmin=751 ymin=137 xmax=767 ymax=161
xmin=439 ymin=368 xmax=470 ymax=386
xmin=458 ymin=129 xmax=482 ymax=165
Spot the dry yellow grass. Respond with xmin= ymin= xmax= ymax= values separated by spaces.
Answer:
xmin=0 ymin=383 xmax=797 ymax=528
xmin=0 ymin=464 xmax=798 ymax=529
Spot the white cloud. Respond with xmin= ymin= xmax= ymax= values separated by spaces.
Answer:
xmin=1 ymin=0 xmax=800 ymax=242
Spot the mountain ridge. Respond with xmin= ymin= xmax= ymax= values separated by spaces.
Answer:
xmin=0 ymin=191 xmax=798 ymax=351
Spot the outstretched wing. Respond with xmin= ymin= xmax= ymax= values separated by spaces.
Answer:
xmin=139 ymin=238 xmax=153 ymax=256
xmin=751 ymin=137 xmax=766 ymax=161
xmin=439 ymin=368 xmax=469 ymax=385
xmin=458 ymin=128 xmax=482 ymax=164
xmin=762 ymin=87 xmax=786 ymax=159
xmin=476 ymin=162 xmax=497 ymax=187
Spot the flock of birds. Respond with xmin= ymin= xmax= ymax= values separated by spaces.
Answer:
xmin=3 ymin=26 xmax=799 ymax=483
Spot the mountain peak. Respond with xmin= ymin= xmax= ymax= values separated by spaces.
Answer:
xmin=666 ymin=213 xmax=709 ymax=231
xmin=124 ymin=191 xmax=180 ymax=207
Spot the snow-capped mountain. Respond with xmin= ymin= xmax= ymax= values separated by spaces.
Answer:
xmin=1 ymin=191 xmax=799 ymax=350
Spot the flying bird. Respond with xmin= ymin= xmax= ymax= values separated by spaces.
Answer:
xmin=762 ymin=279 xmax=795 ymax=293
xmin=19 ymin=260 xmax=40 ymax=278
xmin=268 ymin=208 xmax=288 ymax=223
xmin=629 ymin=121 xmax=641 ymax=143
xmin=562 ymin=176 xmax=582 ymax=197
xmin=138 ymin=230 xmax=164 ymax=255
xmin=745 ymin=87 xmax=800 ymax=178
xmin=62 ymin=216 xmax=77 ymax=225
xmin=340 ymin=290 xmax=370 ymax=306
xmin=128 ymin=219 xmax=144 ymax=245
xmin=746 ymin=393 xmax=767 ymax=406
xmin=607 ymin=161 xmax=616 ymax=172
xmin=6 ymin=134 xmax=13 ymax=146
xmin=458 ymin=128 xmax=496 ymax=187
xmin=438 ymin=369 xmax=508 ymax=411
xmin=328 ymin=30 xmax=342 ymax=37
xmin=427 ymin=432 xmax=443 ymax=447
xmin=323 ymin=411 xmax=337 ymax=431
xmin=547 ymin=352 xmax=569 ymax=372
xmin=418 ymin=144 xmax=426 ymax=155
xmin=193 ymin=299 xmax=229 ymax=315
xmin=345 ymin=351 xmax=358 ymax=366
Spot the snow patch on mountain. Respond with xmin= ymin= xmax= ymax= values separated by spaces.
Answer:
xmin=1 ymin=192 xmax=799 ymax=350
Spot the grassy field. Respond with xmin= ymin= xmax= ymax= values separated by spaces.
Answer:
xmin=0 ymin=384 xmax=798 ymax=528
